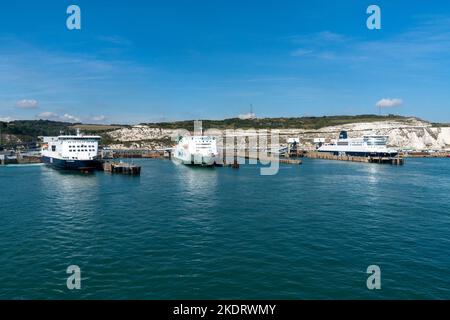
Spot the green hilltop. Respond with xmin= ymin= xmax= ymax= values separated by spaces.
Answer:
xmin=142 ymin=114 xmax=413 ymax=131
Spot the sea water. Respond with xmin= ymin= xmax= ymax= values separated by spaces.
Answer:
xmin=0 ymin=158 xmax=449 ymax=299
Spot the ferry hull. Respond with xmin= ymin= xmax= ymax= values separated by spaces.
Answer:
xmin=42 ymin=156 xmax=101 ymax=171
xmin=173 ymin=154 xmax=217 ymax=166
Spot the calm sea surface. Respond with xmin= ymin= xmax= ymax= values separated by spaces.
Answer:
xmin=0 ymin=158 xmax=449 ymax=299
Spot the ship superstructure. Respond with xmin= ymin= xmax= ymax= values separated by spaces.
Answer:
xmin=41 ymin=130 xmax=101 ymax=170
xmin=173 ymin=136 xmax=219 ymax=166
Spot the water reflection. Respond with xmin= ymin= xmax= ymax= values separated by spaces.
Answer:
xmin=37 ymin=166 xmax=100 ymax=233
xmin=172 ymin=163 xmax=219 ymax=227
xmin=173 ymin=162 xmax=218 ymax=198
xmin=366 ymin=164 xmax=381 ymax=184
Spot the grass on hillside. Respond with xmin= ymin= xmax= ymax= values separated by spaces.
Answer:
xmin=71 ymin=124 xmax=127 ymax=132
xmin=141 ymin=114 xmax=413 ymax=131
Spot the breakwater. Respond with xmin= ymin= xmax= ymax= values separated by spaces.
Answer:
xmin=0 ymin=154 xmax=41 ymax=165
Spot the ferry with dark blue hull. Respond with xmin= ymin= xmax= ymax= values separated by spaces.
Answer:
xmin=318 ymin=131 xmax=399 ymax=157
xmin=41 ymin=156 xmax=101 ymax=170
xmin=41 ymin=130 xmax=102 ymax=171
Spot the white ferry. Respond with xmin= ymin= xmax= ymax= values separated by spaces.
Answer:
xmin=173 ymin=136 xmax=219 ymax=166
xmin=318 ymin=131 xmax=399 ymax=157
xmin=41 ymin=130 xmax=102 ymax=170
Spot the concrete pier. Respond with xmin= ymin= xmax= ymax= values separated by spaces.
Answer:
xmin=221 ymin=149 xmax=302 ymax=168
xmin=102 ymin=161 xmax=141 ymax=175
xmin=401 ymin=151 xmax=450 ymax=158
xmin=110 ymin=149 xmax=165 ymax=159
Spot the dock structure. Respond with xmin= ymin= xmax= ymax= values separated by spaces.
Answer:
xmin=401 ymin=151 xmax=450 ymax=158
xmin=368 ymin=156 xmax=404 ymax=165
xmin=111 ymin=149 xmax=165 ymax=159
xmin=305 ymin=151 xmax=404 ymax=165
xmin=282 ymin=139 xmax=306 ymax=158
xmin=220 ymin=149 xmax=302 ymax=167
xmin=163 ymin=149 xmax=172 ymax=159
xmin=245 ymin=155 xmax=302 ymax=165
xmin=241 ymin=149 xmax=302 ymax=165
xmin=0 ymin=153 xmax=42 ymax=165
xmin=282 ymin=148 xmax=306 ymax=158
xmin=102 ymin=161 xmax=141 ymax=175
xmin=142 ymin=151 xmax=165 ymax=159
xmin=0 ymin=155 xmax=17 ymax=165
xmin=17 ymin=155 xmax=42 ymax=164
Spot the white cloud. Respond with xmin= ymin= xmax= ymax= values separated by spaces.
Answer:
xmin=62 ymin=113 xmax=80 ymax=123
xmin=375 ymin=98 xmax=403 ymax=108
xmin=16 ymin=99 xmax=38 ymax=109
xmin=36 ymin=112 xmax=101 ymax=123
xmin=36 ymin=112 xmax=80 ymax=123
xmin=36 ymin=111 xmax=59 ymax=120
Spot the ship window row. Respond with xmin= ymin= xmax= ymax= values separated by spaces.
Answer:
xmin=68 ymin=145 xmax=94 ymax=148
xmin=68 ymin=146 xmax=95 ymax=150
xmin=68 ymin=149 xmax=95 ymax=152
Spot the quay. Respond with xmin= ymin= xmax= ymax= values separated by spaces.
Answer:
xmin=305 ymin=151 xmax=404 ymax=165
xmin=110 ymin=149 xmax=165 ymax=159
xmin=250 ymin=156 xmax=302 ymax=165
xmin=219 ymin=157 xmax=301 ymax=168
xmin=102 ymin=161 xmax=141 ymax=175
xmin=240 ymin=151 xmax=302 ymax=165
xmin=401 ymin=151 xmax=450 ymax=158
xmin=219 ymin=149 xmax=302 ymax=168
xmin=0 ymin=154 xmax=42 ymax=165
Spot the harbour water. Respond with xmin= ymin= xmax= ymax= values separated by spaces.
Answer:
xmin=0 ymin=158 xmax=449 ymax=299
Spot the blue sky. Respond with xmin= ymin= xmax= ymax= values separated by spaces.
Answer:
xmin=1 ymin=0 xmax=450 ymax=124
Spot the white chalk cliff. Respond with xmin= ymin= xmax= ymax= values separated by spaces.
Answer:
xmin=106 ymin=118 xmax=450 ymax=151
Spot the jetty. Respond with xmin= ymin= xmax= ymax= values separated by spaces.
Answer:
xmin=102 ymin=161 xmax=141 ymax=175
xmin=0 ymin=153 xmax=42 ymax=165
xmin=245 ymin=155 xmax=302 ymax=165
xmin=219 ymin=149 xmax=302 ymax=168
xmin=109 ymin=149 xmax=165 ymax=159
xmin=401 ymin=151 xmax=450 ymax=158
xmin=305 ymin=151 xmax=404 ymax=165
